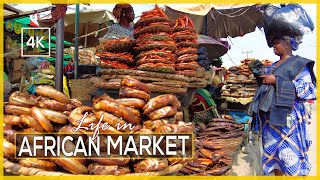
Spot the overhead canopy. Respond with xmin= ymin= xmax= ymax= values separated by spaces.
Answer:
xmin=164 ymin=4 xmax=263 ymax=38
xmin=37 ymin=9 xmax=117 ymax=47
xmin=38 ymin=9 xmax=116 ymax=27
xmin=164 ymin=4 xmax=256 ymax=16
xmin=197 ymin=35 xmax=229 ymax=59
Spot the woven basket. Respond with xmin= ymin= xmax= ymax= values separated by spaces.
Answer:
xmin=173 ymin=26 xmax=196 ymax=33
xmin=177 ymin=42 xmax=198 ymax=48
xmin=3 ymin=158 xmax=183 ymax=176
xmin=136 ymin=34 xmax=173 ymax=44
xmin=135 ymin=51 xmax=176 ymax=61
xmin=99 ymin=40 xmax=135 ymax=53
xmin=69 ymin=79 xmax=97 ymax=101
xmin=173 ymin=35 xmax=197 ymax=41
xmin=175 ymin=48 xmax=197 ymax=57
xmin=134 ymin=44 xmax=177 ymax=53
xmin=133 ymin=25 xmax=172 ymax=39
xmin=97 ymin=69 xmax=190 ymax=82
xmin=134 ymin=17 xmax=170 ymax=29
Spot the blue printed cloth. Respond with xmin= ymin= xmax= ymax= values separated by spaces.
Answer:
xmin=259 ymin=65 xmax=315 ymax=176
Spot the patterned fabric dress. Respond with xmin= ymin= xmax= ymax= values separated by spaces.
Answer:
xmin=103 ymin=23 xmax=134 ymax=39
xmin=259 ymin=65 xmax=316 ymax=176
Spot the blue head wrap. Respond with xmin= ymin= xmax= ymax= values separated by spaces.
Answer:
xmin=283 ymin=36 xmax=302 ymax=51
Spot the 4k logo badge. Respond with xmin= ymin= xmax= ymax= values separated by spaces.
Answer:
xmin=21 ymin=27 xmax=51 ymax=57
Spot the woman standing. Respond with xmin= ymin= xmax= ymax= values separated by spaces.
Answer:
xmin=253 ymin=36 xmax=316 ymax=176
xmin=104 ymin=4 xmax=135 ymax=39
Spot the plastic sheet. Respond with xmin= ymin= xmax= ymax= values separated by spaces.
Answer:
xmin=262 ymin=4 xmax=314 ymax=47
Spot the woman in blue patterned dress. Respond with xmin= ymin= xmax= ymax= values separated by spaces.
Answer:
xmin=258 ymin=36 xmax=316 ymax=176
xmin=104 ymin=4 xmax=135 ymax=39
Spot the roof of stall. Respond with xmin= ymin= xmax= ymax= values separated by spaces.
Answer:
xmin=162 ymin=4 xmax=257 ymax=16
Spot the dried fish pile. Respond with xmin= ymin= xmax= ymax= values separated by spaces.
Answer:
xmin=222 ymin=58 xmax=258 ymax=98
xmin=134 ymin=5 xmax=177 ymax=73
xmin=178 ymin=115 xmax=244 ymax=176
xmin=173 ymin=15 xmax=203 ymax=77
xmin=96 ymin=36 xmax=135 ymax=70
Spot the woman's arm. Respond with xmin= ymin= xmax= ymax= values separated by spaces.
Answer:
xmin=293 ymin=66 xmax=316 ymax=100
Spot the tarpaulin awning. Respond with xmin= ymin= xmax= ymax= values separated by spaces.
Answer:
xmin=38 ymin=9 xmax=116 ymax=27
xmin=64 ymin=9 xmax=116 ymax=26
xmin=164 ymin=4 xmax=263 ymax=38
xmin=164 ymin=4 xmax=256 ymax=16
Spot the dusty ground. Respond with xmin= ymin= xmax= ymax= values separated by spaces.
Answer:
xmin=231 ymin=103 xmax=317 ymax=176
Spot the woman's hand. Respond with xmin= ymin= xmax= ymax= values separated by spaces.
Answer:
xmin=260 ymin=74 xmax=276 ymax=84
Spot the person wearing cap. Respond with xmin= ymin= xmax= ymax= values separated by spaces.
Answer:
xmin=256 ymin=35 xmax=316 ymax=176
xmin=104 ymin=4 xmax=135 ymax=39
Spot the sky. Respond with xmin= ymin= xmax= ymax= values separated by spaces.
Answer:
xmin=220 ymin=4 xmax=317 ymax=68
xmin=11 ymin=4 xmax=317 ymax=68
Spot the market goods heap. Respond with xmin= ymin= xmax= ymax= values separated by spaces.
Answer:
xmin=3 ymin=77 xmax=194 ymax=175
xmin=221 ymin=58 xmax=258 ymax=99
xmin=134 ymin=5 xmax=177 ymax=73
xmin=179 ymin=115 xmax=244 ymax=176
xmin=91 ymin=6 xmax=210 ymax=94
xmin=173 ymin=15 xmax=200 ymax=77
xmin=97 ymin=37 xmax=135 ymax=69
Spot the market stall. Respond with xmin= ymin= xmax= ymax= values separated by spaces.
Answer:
xmin=88 ymin=6 xmax=211 ymax=109
xmin=3 ymin=4 xmax=254 ymax=177
xmin=3 ymin=76 xmax=244 ymax=176
xmin=3 ymin=77 xmax=190 ymax=175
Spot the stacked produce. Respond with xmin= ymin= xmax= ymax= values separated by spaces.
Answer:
xmin=4 ymin=77 xmax=193 ymax=175
xmin=96 ymin=52 xmax=134 ymax=69
xmin=221 ymin=83 xmax=257 ymax=98
xmin=178 ymin=115 xmax=244 ymax=176
xmin=221 ymin=58 xmax=258 ymax=98
xmin=78 ymin=48 xmax=97 ymax=65
xmin=173 ymin=15 xmax=200 ymax=77
xmin=226 ymin=58 xmax=256 ymax=83
xmin=91 ymin=7 xmax=209 ymax=93
xmin=133 ymin=5 xmax=177 ymax=73
xmin=4 ymin=86 xmax=85 ymax=173
xmin=96 ymin=37 xmax=135 ymax=69
xmin=99 ymin=37 xmax=135 ymax=53
xmin=95 ymin=69 xmax=209 ymax=92
xmin=197 ymin=47 xmax=211 ymax=71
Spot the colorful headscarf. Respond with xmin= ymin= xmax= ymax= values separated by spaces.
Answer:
xmin=112 ymin=4 xmax=133 ymax=21
xmin=283 ymin=36 xmax=303 ymax=51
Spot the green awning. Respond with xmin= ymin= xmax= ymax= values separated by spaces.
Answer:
xmin=51 ymin=36 xmax=73 ymax=46
xmin=14 ymin=17 xmax=30 ymax=25
xmin=42 ymin=42 xmax=56 ymax=48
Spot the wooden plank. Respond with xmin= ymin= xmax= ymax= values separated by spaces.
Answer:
xmin=4 ymin=6 xmax=53 ymax=20
xmin=4 ymin=4 xmax=22 ymax=14
xmin=183 ymin=108 xmax=190 ymax=122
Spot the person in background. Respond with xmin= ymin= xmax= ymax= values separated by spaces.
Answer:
xmin=255 ymin=36 xmax=316 ymax=176
xmin=97 ymin=4 xmax=135 ymax=76
xmin=104 ymin=4 xmax=135 ymax=39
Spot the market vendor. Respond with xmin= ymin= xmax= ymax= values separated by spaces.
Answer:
xmin=247 ymin=35 xmax=316 ymax=176
xmin=104 ymin=4 xmax=135 ymax=39
xmin=189 ymin=88 xmax=220 ymax=125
